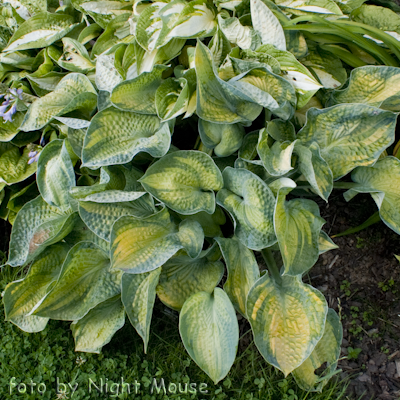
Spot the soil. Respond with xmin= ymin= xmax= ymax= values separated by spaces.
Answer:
xmin=310 ymin=193 xmax=400 ymax=400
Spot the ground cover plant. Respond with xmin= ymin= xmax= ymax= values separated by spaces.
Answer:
xmin=0 ymin=0 xmax=400 ymax=394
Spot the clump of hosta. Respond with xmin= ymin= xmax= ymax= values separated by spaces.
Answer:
xmin=1 ymin=0 xmax=400 ymax=391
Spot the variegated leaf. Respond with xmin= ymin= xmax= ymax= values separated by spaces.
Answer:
xmin=3 ymin=243 xmax=69 ymax=332
xmin=71 ymin=295 xmax=125 ymax=353
xmin=140 ymin=150 xmax=223 ymax=215
xmin=0 ymin=111 xmax=24 ymax=142
xmin=318 ymin=231 xmax=338 ymax=254
xmin=247 ymin=273 xmax=328 ymax=376
xmin=274 ymin=186 xmax=325 ymax=276
xmin=195 ymin=40 xmax=263 ymax=124
xmin=164 ymin=0 xmax=217 ymax=41
xmin=33 ymin=242 xmax=123 ymax=320
xmin=250 ymin=0 xmax=286 ymax=50
xmin=216 ymin=167 xmax=276 ymax=250
xmin=344 ymin=157 xmax=400 ymax=235
xmin=111 ymin=65 xmax=167 ymax=113
xmin=257 ymin=128 xmax=296 ymax=176
xmin=198 ymin=119 xmax=244 ymax=157
xmin=111 ymin=208 xmax=204 ymax=273
xmin=122 ymin=269 xmax=161 ymax=352
xmin=78 ymin=198 xmax=154 ymax=242
xmin=294 ymin=142 xmax=333 ymax=202
xmin=0 ymin=144 xmax=37 ymax=185
xmin=20 ymin=73 xmax=97 ymax=132
xmin=297 ymin=104 xmax=397 ymax=179
xmin=95 ymin=53 xmax=123 ymax=93
xmin=155 ymin=77 xmax=190 ymax=121
xmin=4 ymin=12 xmax=78 ymax=52
xmin=216 ymin=236 xmax=260 ymax=316
xmin=37 ymin=139 xmax=75 ymax=211
xmin=292 ymin=309 xmax=342 ymax=392
xmin=179 ymin=288 xmax=239 ymax=384
xmin=7 ymin=196 xmax=78 ymax=267
xmin=157 ymin=247 xmax=224 ymax=311
xmin=82 ymin=107 xmax=170 ymax=169
xmin=276 ymin=0 xmax=342 ymax=15
xmin=328 ymin=66 xmax=400 ymax=111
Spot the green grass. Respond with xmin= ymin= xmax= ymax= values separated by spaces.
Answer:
xmin=0 ymin=265 xmax=351 ymax=400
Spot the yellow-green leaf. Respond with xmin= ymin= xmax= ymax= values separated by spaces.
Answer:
xmin=140 ymin=150 xmax=223 ymax=215
xmin=216 ymin=167 xmax=276 ymax=250
xmin=71 ymin=295 xmax=125 ymax=353
xmin=179 ymin=288 xmax=239 ymax=384
xmin=297 ymin=104 xmax=397 ymax=179
xmin=292 ymin=309 xmax=342 ymax=392
xmin=82 ymin=107 xmax=170 ymax=169
xmin=111 ymin=208 xmax=204 ymax=273
xmin=3 ymin=243 xmax=69 ymax=332
xmin=157 ymin=247 xmax=224 ymax=311
xmin=34 ymin=242 xmax=123 ymax=320
xmin=328 ymin=66 xmax=400 ymax=111
xmin=247 ymin=273 xmax=328 ymax=376
xmin=344 ymin=157 xmax=400 ymax=235
xmin=216 ymin=236 xmax=260 ymax=316
xmin=274 ymin=187 xmax=325 ymax=276
xmin=122 ymin=269 xmax=161 ymax=352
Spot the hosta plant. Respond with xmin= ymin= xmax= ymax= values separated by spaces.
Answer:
xmin=1 ymin=0 xmax=400 ymax=391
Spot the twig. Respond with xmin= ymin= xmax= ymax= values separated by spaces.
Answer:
xmin=328 ymin=254 xmax=340 ymax=269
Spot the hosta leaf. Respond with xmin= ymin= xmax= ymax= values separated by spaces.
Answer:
xmin=136 ymin=2 xmax=165 ymax=52
xmin=216 ymin=167 xmax=276 ymax=250
xmin=274 ymin=187 xmax=325 ymax=276
xmin=71 ymin=295 xmax=125 ymax=353
xmin=352 ymin=4 xmax=400 ymax=34
xmin=257 ymin=45 xmax=322 ymax=109
xmin=318 ymin=231 xmax=338 ymax=254
xmin=292 ymin=309 xmax=342 ymax=392
xmin=328 ymin=66 xmax=400 ymax=111
xmin=20 ymin=73 xmax=97 ymax=132
xmin=247 ymin=273 xmax=328 ymax=376
xmin=37 ymin=139 xmax=75 ymax=210
xmin=257 ymin=128 xmax=296 ymax=176
xmin=67 ymin=127 xmax=86 ymax=158
xmin=344 ymin=157 xmax=400 ymax=235
xmin=179 ymin=288 xmax=239 ymax=384
xmin=7 ymin=196 xmax=78 ymax=267
xmin=82 ymin=107 xmax=171 ymax=169
xmin=216 ymin=236 xmax=260 ymax=316
xmin=195 ymin=40 xmax=263 ymax=124
xmin=140 ymin=150 xmax=223 ymax=215
xmin=229 ymin=66 xmax=297 ymax=120
xmin=78 ymin=199 xmax=154 ymax=241
xmin=34 ymin=242 xmax=123 ymax=320
xmin=297 ymin=104 xmax=397 ymax=179
xmin=155 ymin=77 xmax=190 ymax=121
xmin=156 ymin=248 xmax=224 ymax=311
xmin=0 ymin=145 xmax=37 ymax=185
xmin=95 ymin=53 xmax=123 ymax=93
xmin=250 ymin=0 xmax=286 ymax=50
xmin=0 ymin=111 xmax=24 ymax=142
xmin=58 ymin=37 xmax=95 ymax=74
xmin=122 ymin=269 xmax=161 ymax=352
xmin=3 ymin=243 xmax=69 ymax=332
xmin=217 ymin=14 xmax=260 ymax=50
xmin=111 ymin=65 xmax=167 ymax=113
xmin=208 ymin=27 xmax=232 ymax=68
xmin=266 ymin=119 xmax=296 ymax=142
xmin=198 ymin=119 xmax=244 ymax=157
xmin=276 ymin=0 xmax=342 ymax=15
xmin=111 ymin=208 xmax=204 ymax=273
xmin=4 ymin=12 xmax=77 ymax=52
xmin=294 ymin=142 xmax=333 ymax=202
xmin=164 ymin=0 xmax=217 ymax=41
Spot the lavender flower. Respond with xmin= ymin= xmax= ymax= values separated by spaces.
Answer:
xmin=28 ymin=150 xmax=40 ymax=165
xmin=0 ymin=88 xmax=23 ymax=123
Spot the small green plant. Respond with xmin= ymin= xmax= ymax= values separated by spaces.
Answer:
xmin=378 ymin=278 xmax=398 ymax=294
xmin=347 ymin=347 xmax=362 ymax=360
xmin=340 ymin=280 xmax=352 ymax=297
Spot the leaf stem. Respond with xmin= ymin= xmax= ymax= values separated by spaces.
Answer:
xmin=261 ymin=248 xmax=282 ymax=285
